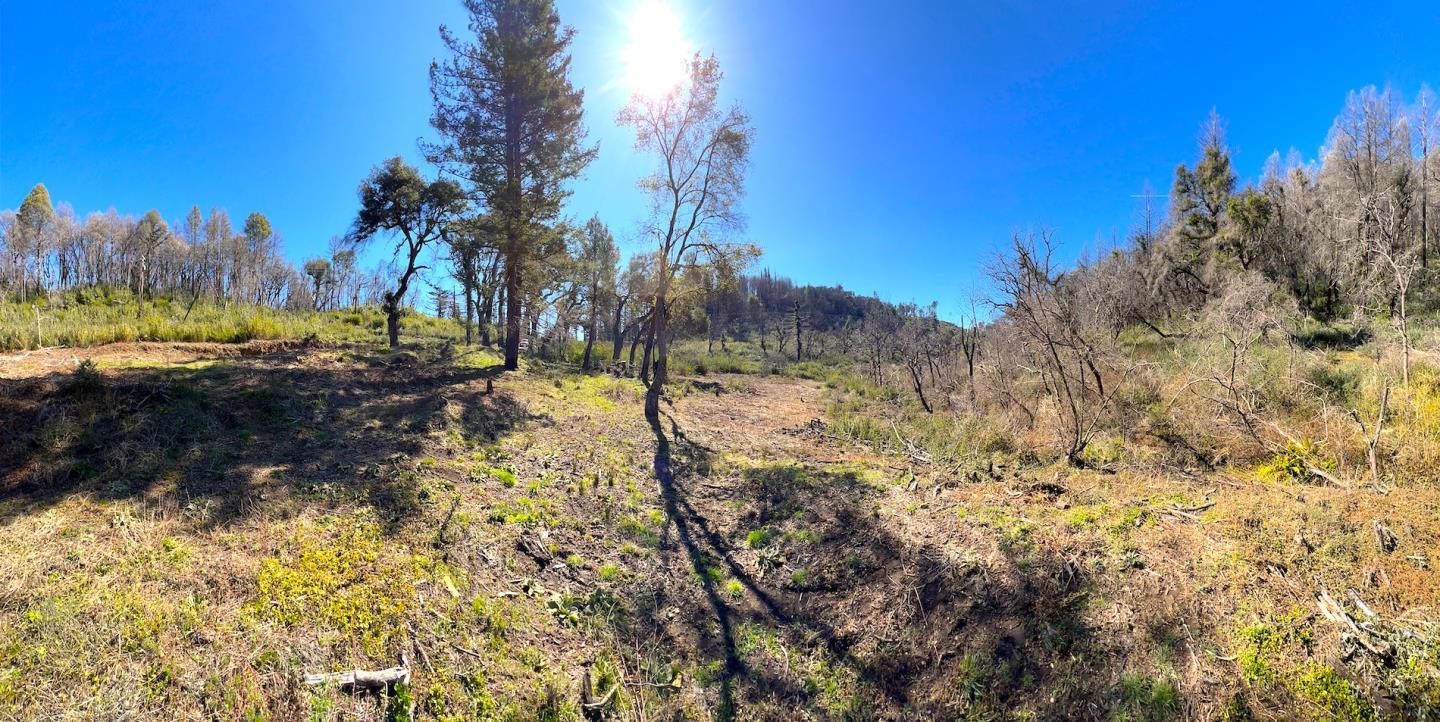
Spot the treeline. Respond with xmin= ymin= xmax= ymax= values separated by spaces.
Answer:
xmin=832 ymin=85 xmax=1440 ymax=469
xmin=4 ymin=0 xmax=762 ymax=414
xmin=0 ymin=187 xmax=400 ymax=315
xmin=332 ymin=0 xmax=757 ymax=421
xmin=1102 ymin=92 xmax=1438 ymax=336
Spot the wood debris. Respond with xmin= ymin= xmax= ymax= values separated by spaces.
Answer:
xmin=1372 ymin=520 xmax=1398 ymax=553
xmin=303 ymin=664 xmax=410 ymax=689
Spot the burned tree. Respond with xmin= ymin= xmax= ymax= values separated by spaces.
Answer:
xmin=988 ymin=231 xmax=1114 ymax=465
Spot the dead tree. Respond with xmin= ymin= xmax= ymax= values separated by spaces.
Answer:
xmin=988 ymin=231 xmax=1114 ymax=465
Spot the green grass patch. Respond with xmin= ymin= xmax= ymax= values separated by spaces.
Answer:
xmin=0 ymin=290 xmax=462 ymax=350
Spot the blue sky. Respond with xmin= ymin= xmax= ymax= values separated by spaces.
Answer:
xmin=3 ymin=1 xmax=1439 ymax=315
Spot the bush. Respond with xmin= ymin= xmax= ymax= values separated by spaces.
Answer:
xmin=1292 ymin=320 xmax=1370 ymax=350
xmin=68 ymin=359 xmax=104 ymax=397
xmin=1303 ymin=355 xmax=1363 ymax=405
xmin=1257 ymin=439 xmax=1329 ymax=484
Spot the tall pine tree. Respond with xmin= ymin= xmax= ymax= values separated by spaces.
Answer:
xmin=427 ymin=0 xmax=594 ymax=370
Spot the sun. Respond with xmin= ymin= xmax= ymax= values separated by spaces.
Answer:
xmin=621 ymin=0 xmax=692 ymax=97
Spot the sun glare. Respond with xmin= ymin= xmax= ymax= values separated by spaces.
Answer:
xmin=621 ymin=1 xmax=691 ymax=97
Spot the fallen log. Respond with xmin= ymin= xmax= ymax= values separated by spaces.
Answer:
xmin=1316 ymin=586 xmax=1391 ymax=658
xmin=303 ymin=665 xmax=410 ymax=689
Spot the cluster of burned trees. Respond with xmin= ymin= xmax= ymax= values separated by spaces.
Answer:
xmin=686 ymin=270 xmax=896 ymax=361
xmin=0 ymin=185 xmax=394 ymax=316
xmin=1107 ymin=90 xmax=1438 ymax=376
xmin=805 ymin=86 xmax=1440 ymax=467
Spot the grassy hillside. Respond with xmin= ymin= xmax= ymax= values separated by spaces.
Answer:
xmin=0 ymin=318 xmax=1437 ymax=720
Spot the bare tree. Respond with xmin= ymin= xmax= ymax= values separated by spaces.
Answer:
xmin=619 ymin=54 xmax=758 ymax=416
xmin=988 ymin=231 xmax=1114 ymax=465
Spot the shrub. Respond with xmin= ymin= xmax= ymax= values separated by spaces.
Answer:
xmin=68 ymin=359 xmax=104 ymax=397
xmin=1293 ymin=664 xmax=1375 ymax=722
xmin=1257 ymin=439 xmax=1330 ymax=484
xmin=1303 ymin=357 xmax=1363 ymax=405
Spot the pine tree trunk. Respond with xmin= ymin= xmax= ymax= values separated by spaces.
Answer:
xmin=503 ymin=255 xmax=522 ymax=369
xmin=464 ymin=282 xmax=474 ymax=346
xmin=481 ymin=285 xmax=494 ymax=346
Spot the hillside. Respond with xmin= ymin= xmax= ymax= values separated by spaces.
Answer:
xmin=1 ymin=334 xmax=1436 ymax=721
xmin=5 ymin=3 xmax=1440 ymax=720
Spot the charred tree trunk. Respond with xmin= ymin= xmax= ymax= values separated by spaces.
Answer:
xmin=503 ymin=256 xmax=522 ymax=369
xmin=645 ymin=295 xmax=667 ymax=417
xmin=611 ymin=296 xmax=627 ymax=362
xmin=582 ymin=306 xmax=598 ymax=370
xmin=463 ymin=282 xmax=474 ymax=346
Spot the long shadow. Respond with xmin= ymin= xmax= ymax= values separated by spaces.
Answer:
xmin=0 ymin=346 xmax=531 ymax=531
xmin=647 ymin=407 xmax=743 ymax=720
xmin=663 ymin=414 xmax=793 ymax=626
xmin=644 ymin=406 xmax=1113 ymax=720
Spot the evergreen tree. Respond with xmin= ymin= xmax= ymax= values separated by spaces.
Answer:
xmin=427 ymin=0 xmax=595 ymax=370
xmin=303 ymin=258 xmax=334 ymax=309
xmin=1173 ymin=111 xmax=1236 ymax=252
xmin=1163 ymin=110 xmax=1237 ymax=303
xmin=16 ymin=183 xmax=55 ymax=298
xmin=578 ymin=215 xmax=618 ymax=369
xmin=132 ymin=210 xmax=169 ymax=318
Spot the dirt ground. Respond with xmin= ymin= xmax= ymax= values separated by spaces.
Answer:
xmin=0 ymin=342 xmax=1436 ymax=720
xmin=0 ymin=339 xmax=318 ymax=378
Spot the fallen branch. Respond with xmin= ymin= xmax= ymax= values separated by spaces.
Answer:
xmin=1162 ymin=508 xmax=1204 ymax=523
xmin=1175 ymin=500 xmax=1216 ymax=514
xmin=303 ymin=665 xmax=410 ymax=689
xmin=1316 ymin=586 xmax=1391 ymax=658
xmin=888 ymin=420 xmax=933 ymax=464
xmin=1350 ymin=382 xmax=1390 ymax=488
xmin=1155 ymin=499 xmax=1215 ymax=523
xmin=581 ymin=664 xmax=621 ymax=715
xmin=581 ymin=683 xmax=617 ymax=711
xmin=1264 ymin=421 xmax=1351 ymax=490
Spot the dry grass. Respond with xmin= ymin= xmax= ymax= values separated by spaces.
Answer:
xmin=0 ymin=335 xmax=1436 ymax=720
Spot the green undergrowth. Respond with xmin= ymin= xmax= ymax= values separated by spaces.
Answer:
xmin=250 ymin=517 xmax=462 ymax=657
xmin=0 ymin=289 xmax=462 ymax=350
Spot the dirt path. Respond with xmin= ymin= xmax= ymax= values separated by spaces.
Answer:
xmin=666 ymin=376 xmax=841 ymax=461
xmin=0 ymin=339 xmax=318 ymax=378
xmin=639 ymin=376 xmax=1014 ymax=718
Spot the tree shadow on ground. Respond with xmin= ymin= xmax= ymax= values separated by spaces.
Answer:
xmin=642 ymin=407 xmax=1115 ymax=720
xmin=0 ymin=346 xmax=536 ymax=532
